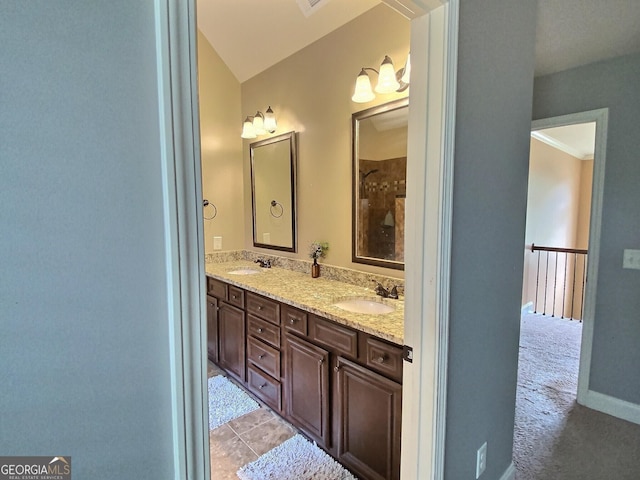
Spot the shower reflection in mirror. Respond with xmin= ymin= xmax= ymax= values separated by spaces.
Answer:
xmin=352 ymin=98 xmax=408 ymax=270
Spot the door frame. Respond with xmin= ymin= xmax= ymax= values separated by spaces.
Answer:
xmin=531 ymin=108 xmax=608 ymax=410
xmin=159 ymin=0 xmax=460 ymax=478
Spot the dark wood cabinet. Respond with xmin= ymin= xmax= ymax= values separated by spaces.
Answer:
xmin=217 ymin=302 xmax=246 ymax=382
xmin=207 ymin=275 xmax=402 ymax=480
xmin=284 ymin=334 xmax=330 ymax=447
xmin=206 ymin=295 xmax=219 ymax=363
xmin=335 ymin=356 xmax=402 ymax=480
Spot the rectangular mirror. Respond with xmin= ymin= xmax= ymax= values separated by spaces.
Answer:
xmin=250 ymin=131 xmax=297 ymax=252
xmin=352 ymin=98 xmax=408 ymax=270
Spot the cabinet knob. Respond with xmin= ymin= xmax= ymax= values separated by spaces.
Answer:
xmin=257 ymin=305 xmax=263 ymax=310
xmin=289 ymin=318 xmax=296 ymax=324
xmin=318 ymin=358 xmax=324 ymax=365
xmin=258 ymin=354 xmax=265 ymax=359
xmin=232 ymin=294 xmax=237 ymax=299
xmin=257 ymin=328 xmax=263 ymax=333
xmin=377 ymin=354 xmax=388 ymax=364
xmin=259 ymin=383 xmax=267 ymax=390
xmin=334 ymin=366 xmax=341 ymax=372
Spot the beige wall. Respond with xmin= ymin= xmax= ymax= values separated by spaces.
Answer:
xmin=197 ymin=30 xmax=244 ymax=254
xmin=240 ymin=5 xmax=409 ymax=278
xmin=522 ymin=138 xmax=592 ymax=318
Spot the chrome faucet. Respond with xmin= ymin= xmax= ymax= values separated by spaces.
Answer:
xmin=373 ymin=281 xmax=399 ymax=299
xmin=254 ymin=258 xmax=271 ymax=268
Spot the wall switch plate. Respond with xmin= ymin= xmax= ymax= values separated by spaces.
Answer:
xmin=623 ymin=249 xmax=640 ymax=270
xmin=476 ymin=442 xmax=487 ymax=478
xmin=213 ymin=236 xmax=222 ymax=250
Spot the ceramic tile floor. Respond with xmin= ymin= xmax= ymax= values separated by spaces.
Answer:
xmin=207 ymin=362 xmax=297 ymax=480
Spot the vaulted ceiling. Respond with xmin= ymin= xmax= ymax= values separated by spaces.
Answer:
xmin=197 ymin=0 xmax=640 ymax=83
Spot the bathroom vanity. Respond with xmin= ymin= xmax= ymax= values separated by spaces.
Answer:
xmin=205 ymin=261 xmax=404 ymax=480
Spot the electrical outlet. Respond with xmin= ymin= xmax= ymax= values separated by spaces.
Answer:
xmin=476 ymin=442 xmax=487 ymax=478
xmin=623 ymin=249 xmax=640 ymax=270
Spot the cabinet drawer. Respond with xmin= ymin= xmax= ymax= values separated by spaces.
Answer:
xmin=364 ymin=336 xmax=403 ymax=382
xmin=247 ymin=365 xmax=282 ymax=411
xmin=246 ymin=292 xmax=280 ymax=325
xmin=207 ymin=277 xmax=227 ymax=300
xmin=310 ymin=315 xmax=358 ymax=358
xmin=247 ymin=336 xmax=280 ymax=379
xmin=282 ymin=304 xmax=308 ymax=337
xmin=227 ymin=285 xmax=245 ymax=308
xmin=248 ymin=314 xmax=281 ymax=348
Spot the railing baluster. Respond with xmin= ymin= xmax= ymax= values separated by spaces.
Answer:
xmin=534 ymin=249 xmax=541 ymax=314
xmin=561 ymin=252 xmax=567 ymax=318
xmin=543 ymin=251 xmax=549 ymax=315
xmin=529 ymin=244 xmax=588 ymax=321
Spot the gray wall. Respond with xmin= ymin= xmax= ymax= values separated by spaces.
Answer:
xmin=444 ymin=0 xmax=537 ymax=478
xmin=534 ymin=52 xmax=640 ymax=404
xmin=0 ymin=2 xmax=175 ymax=477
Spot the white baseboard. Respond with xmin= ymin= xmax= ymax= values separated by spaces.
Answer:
xmin=499 ymin=462 xmax=516 ymax=480
xmin=521 ymin=302 xmax=533 ymax=316
xmin=581 ymin=389 xmax=640 ymax=425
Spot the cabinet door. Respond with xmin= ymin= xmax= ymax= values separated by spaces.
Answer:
xmin=206 ymin=295 xmax=218 ymax=363
xmin=284 ymin=334 xmax=330 ymax=447
xmin=335 ymin=356 xmax=402 ymax=480
xmin=218 ymin=303 xmax=246 ymax=383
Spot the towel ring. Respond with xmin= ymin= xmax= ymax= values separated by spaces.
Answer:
xmin=270 ymin=200 xmax=284 ymax=218
xmin=203 ymin=199 xmax=217 ymax=220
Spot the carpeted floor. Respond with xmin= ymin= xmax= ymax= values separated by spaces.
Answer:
xmin=514 ymin=313 xmax=640 ymax=479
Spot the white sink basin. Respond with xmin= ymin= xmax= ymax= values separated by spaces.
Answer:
xmin=227 ymin=268 xmax=261 ymax=275
xmin=332 ymin=297 xmax=395 ymax=315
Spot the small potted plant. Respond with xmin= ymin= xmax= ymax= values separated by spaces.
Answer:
xmin=309 ymin=241 xmax=329 ymax=278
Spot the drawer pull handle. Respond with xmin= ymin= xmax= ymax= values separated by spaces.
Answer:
xmin=257 ymin=328 xmax=263 ymax=333
xmin=289 ymin=318 xmax=296 ymax=324
xmin=259 ymin=383 xmax=267 ymax=390
xmin=334 ymin=366 xmax=340 ymax=372
xmin=376 ymin=355 xmax=388 ymax=364
xmin=258 ymin=354 xmax=265 ymax=359
xmin=232 ymin=294 xmax=237 ymax=299
xmin=257 ymin=305 xmax=263 ymax=310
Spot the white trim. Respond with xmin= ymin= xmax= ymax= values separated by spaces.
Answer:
xmin=401 ymin=1 xmax=457 ymax=479
xmin=155 ymin=0 xmax=209 ymax=478
xmin=532 ymin=108 xmax=608 ymax=410
xmin=434 ymin=0 xmax=458 ymax=478
xmin=499 ymin=462 xmax=517 ymax=480
xmin=530 ymin=130 xmax=594 ymax=160
xmin=581 ymin=389 xmax=640 ymax=425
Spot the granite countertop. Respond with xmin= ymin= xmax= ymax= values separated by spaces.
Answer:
xmin=205 ymin=261 xmax=404 ymax=345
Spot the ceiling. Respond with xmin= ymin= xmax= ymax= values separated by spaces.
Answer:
xmin=197 ymin=0 xmax=640 ymax=83
xmin=532 ymin=123 xmax=596 ymax=160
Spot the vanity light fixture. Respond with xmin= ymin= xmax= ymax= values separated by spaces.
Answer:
xmin=241 ymin=106 xmax=278 ymax=139
xmin=351 ymin=53 xmax=411 ymax=103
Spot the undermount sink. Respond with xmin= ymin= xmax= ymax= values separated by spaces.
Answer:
xmin=227 ymin=268 xmax=261 ymax=275
xmin=332 ymin=297 xmax=395 ymax=315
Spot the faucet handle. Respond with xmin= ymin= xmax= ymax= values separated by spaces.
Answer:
xmin=372 ymin=280 xmax=389 ymax=297
xmin=389 ymin=285 xmax=399 ymax=299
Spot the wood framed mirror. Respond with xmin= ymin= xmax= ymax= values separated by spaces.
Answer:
xmin=352 ymin=98 xmax=408 ymax=270
xmin=250 ymin=131 xmax=297 ymax=252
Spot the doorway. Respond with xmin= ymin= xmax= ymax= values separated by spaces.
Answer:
xmin=513 ymin=109 xmax=608 ymax=476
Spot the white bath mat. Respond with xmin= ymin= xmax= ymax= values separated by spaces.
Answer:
xmin=237 ymin=434 xmax=357 ymax=480
xmin=208 ymin=375 xmax=260 ymax=430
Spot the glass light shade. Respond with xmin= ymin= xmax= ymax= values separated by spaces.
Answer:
xmin=401 ymin=52 xmax=411 ymax=84
xmin=351 ymin=69 xmax=375 ymax=103
xmin=264 ymin=106 xmax=277 ymax=133
xmin=241 ymin=116 xmax=256 ymax=139
xmin=375 ymin=55 xmax=400 ymax=94
xmin=253 ymin=111 xmax=266 ymax=135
